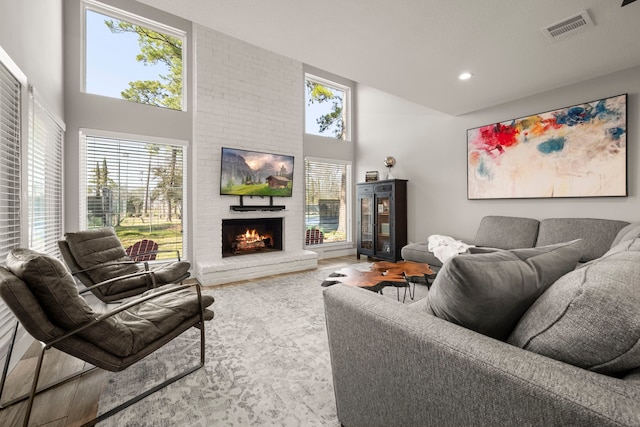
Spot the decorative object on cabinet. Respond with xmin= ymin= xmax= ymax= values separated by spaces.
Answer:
xmin=383 ymin=156 xmax=396 ymax=179
xmin=365 ymin=171 xmax=379 ymax=182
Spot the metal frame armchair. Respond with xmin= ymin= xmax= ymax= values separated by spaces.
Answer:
xmin=58 ymin=227 xmax=191 ymax=303
xmin=0 ymin=248 xmax=214 ymax=427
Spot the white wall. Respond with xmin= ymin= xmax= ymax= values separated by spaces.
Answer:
xmin=0 ymin=0 xmax=64 ymax=119
xmin=357 ymin=65 xmax=640 ymax=245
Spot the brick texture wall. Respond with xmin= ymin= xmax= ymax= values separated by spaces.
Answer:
xmin=193 ymin=24 xmax=314 ymax=284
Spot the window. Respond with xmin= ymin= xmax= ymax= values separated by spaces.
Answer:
xmin=0 ymin=56 xmax=25 ymax=372
xmin=305 ymin=74 xmax=350 ymax=140
xmin=80 ymin=132 xmax=186 ymax=259
xmin=305 ymin=158 xmax=351 ymax=245
xmin=28 ymin=90 xmax=64 ymax=257
xmin=83 ymin=0 xmax=186 ymax=111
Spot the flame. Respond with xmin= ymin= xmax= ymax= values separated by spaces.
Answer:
xmin=239 ymin=229 xmax=264 ymax=243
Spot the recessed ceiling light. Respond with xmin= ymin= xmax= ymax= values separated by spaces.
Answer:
xmin=459 ymin=72 xmax=473 ymax=80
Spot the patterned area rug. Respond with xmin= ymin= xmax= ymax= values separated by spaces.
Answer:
xmin=97 ymin=263 xmax=429 ymax=426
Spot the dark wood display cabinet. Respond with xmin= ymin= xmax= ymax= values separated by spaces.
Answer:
xmin=356 ymin=179 xmax=407 ymax=262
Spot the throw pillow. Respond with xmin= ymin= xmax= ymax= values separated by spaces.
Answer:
xmin=610 ymin=221 xmax=640 ymax=248
xmin=425 ymin=239 xmax=583 ymax=341
xmin=508 ymin=238 xmax=640 ymax=375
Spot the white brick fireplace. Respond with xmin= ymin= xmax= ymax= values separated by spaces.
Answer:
xmin=192 ymin=25 xmax=317 ymax=285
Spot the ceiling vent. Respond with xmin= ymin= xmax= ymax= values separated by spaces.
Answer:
xmin=542 ymin=10 xmax=594 ymax=42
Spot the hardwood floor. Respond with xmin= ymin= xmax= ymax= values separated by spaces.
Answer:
xmin=0 ymin=255 xmax=364 ymax=427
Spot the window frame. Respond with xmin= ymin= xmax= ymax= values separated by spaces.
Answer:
xmin=304 ymin=73 xmax=352 ymax=142
xmin=81 ymin=0 xmax=188 ymax=111
xmin=303 ymin=156 xmax=353 ymax=248
xmin=79 ymin=129 xmax=189 ymax=260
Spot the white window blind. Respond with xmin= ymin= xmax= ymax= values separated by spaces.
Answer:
xmin=81 ymin=133 xmax=186 ymax=257
xmin=0 ymin=59 xmax=24 ymax=378
xmin=28 ymin=89 xmax=64 ymax=257
xmin=304 ymin=158 xmax=351 ymax=244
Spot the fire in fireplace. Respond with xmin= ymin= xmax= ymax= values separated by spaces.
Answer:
xmin=222 ymin=218 xmax=283 ymax=257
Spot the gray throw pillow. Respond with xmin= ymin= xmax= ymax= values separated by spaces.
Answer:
xmin=508 ymin=238 xmax=640 ymax=375
xmin=425 ymin=240 xmax=583 ymax=341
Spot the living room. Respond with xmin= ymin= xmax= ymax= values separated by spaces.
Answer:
xmin=1 ymin=0 xmax=640 ymax=425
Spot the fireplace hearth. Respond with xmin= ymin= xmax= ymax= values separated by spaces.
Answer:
xmin=222 ymin=218 xmax=283 ymax=257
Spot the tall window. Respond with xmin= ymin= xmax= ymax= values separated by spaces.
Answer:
xmin=0 ymin=57 xmax=25 ymax=371
xmin=305 ymin=74 xmax=350 ymax=141
xmin=80 ymin=132 xmax=186 ymax=259
xmin=83 ymin=0 xmax=186 ymax=111
xmin=305 ymin=158 xmax=351 ymax=245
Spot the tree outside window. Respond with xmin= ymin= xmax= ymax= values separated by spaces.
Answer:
xmin=84 ymin=1 xmax=185 ymax=111
xmin=305 ymin=76 xmax=349 ymax=140
xmin=85 ymin=135 xmax=185 ymax=259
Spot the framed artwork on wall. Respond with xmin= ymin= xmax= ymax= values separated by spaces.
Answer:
xmin=467 ymin=93 xmax=627 ymax=200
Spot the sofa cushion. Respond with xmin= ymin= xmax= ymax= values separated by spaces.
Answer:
xmin=401 ymin=242 xmax=444 ymax=268
xmin=424 ymin=240 xmax=583 ymax=341
xmin=535 ymin=218 xmax=629 ymax=263
xmin=508 ymin=238 xmax=640 ymax=375
xmin=610 ymin=221 xmax=640 ymax=248
xmin=474 ymin=216 xmax=540 ymax=249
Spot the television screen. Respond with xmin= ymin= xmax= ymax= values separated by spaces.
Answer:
xmin=220 ymin=147 xmax=294 ymax=197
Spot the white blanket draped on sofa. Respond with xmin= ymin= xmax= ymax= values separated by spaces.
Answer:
xmin=427 ymin=234 xmax=473 ymax=263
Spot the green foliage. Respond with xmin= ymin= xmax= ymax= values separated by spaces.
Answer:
xmin=306 ymin=81 xmax=345 ymax=139
xmin=105 ymin=19 xmax=183 ymax=110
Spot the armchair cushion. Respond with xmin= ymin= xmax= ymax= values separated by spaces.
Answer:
xmin=6 ymin=248 xmax=96 ymax=328
xmin=508 ymin=238 xmax=640 ymax=375
xmin=425 ymin=240 xmax=583 ymax=340
xmin=151 ymin=260 xmax=191 ymax=284
xmin=64 ymin=227 xmax=141 ymax=288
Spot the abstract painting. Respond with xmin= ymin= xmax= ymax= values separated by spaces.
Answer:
xmin=467 ymin=94 xmax=627 ymax=199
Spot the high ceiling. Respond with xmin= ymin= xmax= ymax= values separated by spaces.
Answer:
xmin=137 ymin=0 xmax=640 ymax=116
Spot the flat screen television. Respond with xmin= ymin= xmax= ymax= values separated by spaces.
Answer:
xmin=220 ymin=147 xmax=294 ymax=197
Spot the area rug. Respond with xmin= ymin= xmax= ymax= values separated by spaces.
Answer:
xmin=97 ymin=263 xmax=429 ymax=426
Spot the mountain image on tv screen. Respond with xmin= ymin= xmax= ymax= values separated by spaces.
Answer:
xmin=220 ymin=147 xmax=294 ymax=197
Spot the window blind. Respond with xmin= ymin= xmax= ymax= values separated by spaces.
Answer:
xmin=0 ymin=60 xmax=24 ymax=376
xmin=81 ymin=133 xmax=185 ymax=256
xmin=28 ymin=89 xmax=64 ymax=257
xmin=304 ymin=158 xmax=351 ymax=244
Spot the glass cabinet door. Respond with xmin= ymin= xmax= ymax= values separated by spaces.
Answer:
xmin=376 ymin=194 xmax=391 ymax=254
xmin=360 ymin=196 xmax=373 ymax=250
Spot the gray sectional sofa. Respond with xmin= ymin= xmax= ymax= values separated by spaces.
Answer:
xmin=401 ymin=215 xmax=630 ymax=273
xmin=323 ymin=216 xmax=640 ymax=426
